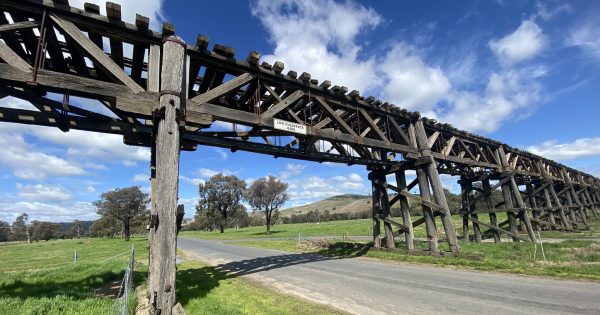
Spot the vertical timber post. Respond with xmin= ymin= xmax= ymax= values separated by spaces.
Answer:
xmin=526 ymin=183 xmax=541 ymax=232
xmin=377 ymin=171 xmax=396 ymax=249
xmin=396 ymin=170 xmax=414 ymax=250
xmin=483 ymin=179 xmax=501 ymax=243
xmin=370 ymin=170 xmax=381 ymax=248
xmin=414 ymin=119 xmax=459 ymax=253
xmin=148 ymin=35 xmax=186 ymax=315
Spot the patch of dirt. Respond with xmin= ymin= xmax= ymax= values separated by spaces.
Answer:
xmin=95 ymin=279 xmax=122 ymax=298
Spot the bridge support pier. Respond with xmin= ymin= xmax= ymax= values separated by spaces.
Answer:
xmin=148 ymin=36 xmax=187 ymax=315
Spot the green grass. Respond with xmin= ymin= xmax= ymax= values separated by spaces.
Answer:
xmin=229 ymin=238 xmax=600 ymax=280
xmin=181 ymin=219 xmax=375 ymax=240
xmin=1 ymin=238 xmax=345 ymax=314
xmin=177 ymin=259 xmax=344 ymax=315
xmin=540 ymin=220 xmax=600 ymax=239
xmin=0 ymin=238 xmax=147 ymax=315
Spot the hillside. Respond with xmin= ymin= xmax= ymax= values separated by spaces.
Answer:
xmin=279 ymin=194 xmax=401 ymax=217
xmin=280 ymin=190 xmax=464 ymax=218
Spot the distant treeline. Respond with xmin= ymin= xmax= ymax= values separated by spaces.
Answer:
xmin=0 ymin=213 xmax=95 ymax=242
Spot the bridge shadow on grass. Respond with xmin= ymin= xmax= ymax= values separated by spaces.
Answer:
xmin=177 ymin=242 xmax=371 ymax=304
xmin=0 ymin=269 xmax=146 ymax=300
xmin=249 ymin=230 xmax=286 ymax=236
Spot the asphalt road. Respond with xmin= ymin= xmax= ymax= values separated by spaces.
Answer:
xmin=178 ymin=237 xmax=600 ymax=315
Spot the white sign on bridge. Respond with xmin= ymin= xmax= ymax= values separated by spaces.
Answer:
xmin=273 ymin=118 xmax=307 ymax=135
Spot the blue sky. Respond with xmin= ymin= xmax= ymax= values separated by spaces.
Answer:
xmin=1 ymin=0 xmax=599 ymax=222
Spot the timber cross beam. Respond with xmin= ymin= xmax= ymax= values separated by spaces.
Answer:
xmin=1 ymin=1 xmax=599 ymax=312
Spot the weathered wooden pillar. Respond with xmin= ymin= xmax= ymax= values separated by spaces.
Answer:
xmin=370 ymin=173 xmax=382 ymax=248
xmin=497 ymin=147 xmax=536 ymax=242
xmin=395 ymin=170 xmax=414 ymax=250
xmin=379 ymin=175 xmax=396 ymax=249
xmin=527 ymin=183 xmax=541 ymax=232
xmin=460 ymin=180 xmax=470 ymax=242
xmin=147 ymin=43 xmax=160 ymax=302
xmin=483 ymin=179 xmax=501 ymax=243
xmin=508 ymin=178 xmax=537 ymax=242
xmin=549 ymin=184 xmax=572 ymax=231
xmin=414 ymin=119 xmax=459 ymax=253
xmin=542 ymin=186 xmax=557 ymax=229
xmin=416 ymin=167 xmax=438 ymax=252
xmin=148 ymin=35 xmax=186 ymax=315
xmin=583 ymin=189 xmax=599 ymax=219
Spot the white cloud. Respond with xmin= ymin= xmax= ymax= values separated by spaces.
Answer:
xmin=0 ymin=132 xmax=85 ymax=180
xmin=16 ymin=183 xmax=72 ymax=202
xmin=566 ymin=18 xmax=600 ymax=62
xmin=195 ymin=168 xmax=233 ymax=178
xmin=253 ymin=0 xmax=383 ymax=93
xmin=132 ymin=173 xmax=149 ymax=182
xmin=442 ymin=67 xmax=544 ymax=132
xmin=180 ymin=175 xmax=204 ymax=187
xmin=489 ymin=20 xmax=548 ymax=66
xmin=213 ymin=148 xmax=228 ymax=160
xmin=379 ymin=42 xmax=451 ymax=112
xmin=287 ymin=173 xmax=368 ymax=202
xmin=0 ymin=200 xmax=97 ymax=223
xmin=526 ymin=137 xmax=600 ymax=161
xmin=86 ymin=186 xmax=97 ymax=194
xmin=535 ymin=2 xmax=571 ymax=21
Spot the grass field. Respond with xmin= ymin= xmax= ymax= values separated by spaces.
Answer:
xmin=176 ymin=257 xmax=344 ymax=315
xmin=0 ymin=238 xmax=147 ymax=315
xmin=0 ymin=238 xmax=345 ymax=315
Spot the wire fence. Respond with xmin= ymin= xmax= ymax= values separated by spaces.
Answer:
xmin=112 ymin=244 xmax=135 ymax=315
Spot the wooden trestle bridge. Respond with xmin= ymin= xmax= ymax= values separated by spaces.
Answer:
xmin=1 ymin=1 xmax=599 ymax=313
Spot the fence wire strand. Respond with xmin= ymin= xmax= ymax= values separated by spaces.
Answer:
xmin=112 ymin=245 xmax=135 ymax=315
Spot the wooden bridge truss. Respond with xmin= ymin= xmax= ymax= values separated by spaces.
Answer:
xmin=1 ymin=1 xmax=599 ymax=313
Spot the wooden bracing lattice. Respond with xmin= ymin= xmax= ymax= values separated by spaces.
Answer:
xmin=1 ymin=1 xmax=599 ymax=313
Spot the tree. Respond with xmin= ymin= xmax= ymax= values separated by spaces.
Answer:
xmin=196 ymin=173 xmax=246 ymax=233
xmin=30 ymin=221 xmax=62 ymax=241
xmin=245 ymin=176 xmax=288 ymax=235
xmin=70 ymin=220 xmax=84 ymax=238
xmin=93 ymin=186 xmax=148 ymax=241
xmin=89 ymin=216 xmax=122 ymax=238
xmin=12 ymin=213 xmax=30 ymax=242
xmin=0 ymin=220 xmax=11 ymax=242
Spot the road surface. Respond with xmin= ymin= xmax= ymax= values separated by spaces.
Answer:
xmin=178 ymin=237 xmax=600 ymax=315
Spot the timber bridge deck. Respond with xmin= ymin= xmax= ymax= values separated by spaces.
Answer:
xmin=1 ymin=1 xmax=599 ymax=314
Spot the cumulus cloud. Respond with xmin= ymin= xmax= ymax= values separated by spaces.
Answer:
xmin=526 ymin=137 xmax=600 ymax=161
xmin=0 ymin=200 xmax=97 ymax=222
xmin=252 ymin=0 xmax=383 ymax=93
xmin=489 ymin=20 xmax=548 ymax=66
xmin=16 ymin=183 xmax=72 ymax=202
xmin=180 ymin=175 xmax=205 ymax=187
xmin=379 ymin=43 xmax=451 ymax=112
xmin=0 ymin=132 xmax=85 ymax=180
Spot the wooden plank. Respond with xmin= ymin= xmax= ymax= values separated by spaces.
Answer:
xmin=396 ymin=170 xmax=414 ymax=250
xmin=469 ymin=217 xmax=529 ymax=242
xmin=427 ymin=131 xmax=440 ymax=148
xmin=0 ymin=41 xmax=32 ymax=72
xmin=191 ymin=73 xmax=254 ymax=104
xmin=358 ymin=108 xmax=388 ymax=141
xmin=314 ymin=96 xmax=357 ymax=137
xmin=130 ymin=14 xmax=149 ymax=85
xmin=388 ymin=118 xmax=412 ymax=146
xmin=261 ymin=90 xmax=304 ymax=119
xmin=50 ymin=14 xmax=144 ymax=93
xmin=442 ymin=136 xmax=456 ymax=155
xmin=106 ymin=2 xmax=124 ymax=68
xmin=0 ymin=64 xmax=154 ymax=115
xmin=0 ymin=20 xmax=39 ymax=33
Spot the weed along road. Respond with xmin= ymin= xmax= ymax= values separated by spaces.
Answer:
xmin=178 ymin=237 xmax=600 ymax=315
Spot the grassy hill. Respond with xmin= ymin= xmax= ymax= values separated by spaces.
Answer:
xmin=279 ymin=194 xmax=394 ymax=217
xmin=280 ymin=190 xmax=465 ymax=218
